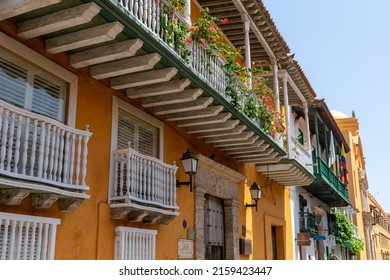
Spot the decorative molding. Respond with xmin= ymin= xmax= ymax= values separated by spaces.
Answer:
xmin=0 ymin=188 xmax=30 ymax=205
xmin=59 ymin=198 xmax=84 ymax=212
xmin=32 ymin=194 xmax=58 ymax=209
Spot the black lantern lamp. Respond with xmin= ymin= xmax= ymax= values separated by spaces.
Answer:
xmin=246 ymin=182 xmax=262 ymax=211
xmin=176 ymin=149 xmax=198 ymax=192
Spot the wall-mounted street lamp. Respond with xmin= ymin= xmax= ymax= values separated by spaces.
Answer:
xmin=245 ymin=182 xmax=262 ymax=211
xmin=176 ymin=149 xmax=198 ymax=192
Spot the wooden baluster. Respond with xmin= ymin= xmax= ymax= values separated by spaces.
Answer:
xmin=40 ymin=223 xmax=49 ymax=260
xmin=113 ymin=154 xmax=119 ymax=196
xmin=15 ymin=221 xmax=23 ymax=260
xmin=8 ymin=220 xmax=17 ymax=260
xmin=37 ymin=121 xmax=46 ymax=178
xmin=139 ymin=0 xmax=143 ymax=21
xmin=48 ymin=125 xmax=56 ymax=180
xmin=81 ymin=130 xmax=90 ymax=187
xmin=129 ymin=0 xmax=134 ymax=14
xmin=144 ymin=0 xmax=148 ymax=26
xmin=0 ymin=219 xmax=9 ymax=260
xmin=142 ymin=158 xmax=146 ymax=200
xmin=151 ymin=0 xmax=156 ymax=33
xmin=35 ymin=223 xmax=43 ymax=260
xmin=29 ymin=222 xmax=37 ymax=260
xmin=43 ymin=124 xmax=52 ymax=179
xmin=14 ymin=115 xmax=23 ymax=174
xmin=22 ymin=221 xmax=30 ymax=260
xmin=57 ymin=130 xmax=65 ymax=182
xmin=134 ymin=0 xmax=139 ymax=21
xmin=147 ymin=159 xmax=151 ymax=201
xmin=52 ymin=127 xmax=60 ymax=182
xmin=21 ymin=116 xmax=30 ymax=175
xmin=69 ymin=133 xmax=76 ymax=185
xmin=63 ymin=131 xmax=70 ymax=184
xmin=6 ymin=112 xmax=15 ymax=172
xmin=126 ymin=153 xmax=131 ymax=196
xmin=147 ymin=0 xmax=152 ymax=28
xmin=156 ymin=0 xmax=161 ymax=37
xmin=120 ymin=157 xmax=125 ymax=196
xmin=29 ymin=119 xmax=38 ymax=176
xmin=75 ymin=134 xmax=82 ymax=185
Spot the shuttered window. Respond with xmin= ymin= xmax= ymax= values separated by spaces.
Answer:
xmin=0 ymin=212 xmax=60 ymax=260
xmin=0 ymin=48 xmax=66 ymax=122
xmin=117 ymin=108 xmax=158 ymax=157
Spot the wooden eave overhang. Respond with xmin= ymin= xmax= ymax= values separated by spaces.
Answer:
xmin=309 ymin=99 xmax=350 ymax=153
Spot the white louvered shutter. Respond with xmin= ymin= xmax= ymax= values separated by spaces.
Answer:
xmin=0 ymin=49 xmax=66 ymax=123
xmin=117 ymin=109 xmax=157 ymax=157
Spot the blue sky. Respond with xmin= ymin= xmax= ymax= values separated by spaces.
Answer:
xmin=262 ymin=0 xmax=390 ymax=212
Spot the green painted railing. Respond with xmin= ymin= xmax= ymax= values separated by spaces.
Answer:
xmin=299 ymin=211 xmax=318 ymax=237
xmin=314 ymin=157 xmax=349 ymax=201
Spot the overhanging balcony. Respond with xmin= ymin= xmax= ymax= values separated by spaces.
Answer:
xmin=299 ymin=211 xmax=318 ymax=237
xmin=256 ymin=135 xmax=315 ymax=186
xmin=304 ymin=157 xmax=349 ymax=207
xmin=109 ymin=146 xmax=179 ymax=224
xmin=0 ymin=99 xmax=92 ymax=211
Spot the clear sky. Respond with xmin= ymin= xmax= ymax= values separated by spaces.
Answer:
xmin=262 ymin=0 xmax=390 ymax=212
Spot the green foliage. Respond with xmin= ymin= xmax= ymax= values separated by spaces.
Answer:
xmin=162 ymin=3 xmax=285 ymax=137
xmin=334 ymin=211 xmax=365 ymax=254
xmin=349 ymin=237 xmax=365 ymax=254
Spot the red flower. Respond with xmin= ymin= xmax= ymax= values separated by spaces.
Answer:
xmin=208 ymin=26 xmax=215 ymax=32
xmin=172 ymin=18 xmax=178 ymax=24
xmin=221 ymin=18 xmax=229 ymax=24
xmin=201 ymin=38 xmax=207 ymax=47
xmin=184 ymin=38 xmax=192 ymax=44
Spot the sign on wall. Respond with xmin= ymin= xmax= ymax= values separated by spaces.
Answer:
xmin=297 ymin=232 xmax=311 ymax=246
xmin=178 ymin=239 xmax=194 ymax=259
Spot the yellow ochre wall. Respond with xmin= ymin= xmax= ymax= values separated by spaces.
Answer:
xmin=0 ymin=6 xmax=290 ymax=260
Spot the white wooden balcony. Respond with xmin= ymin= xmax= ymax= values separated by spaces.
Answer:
xmin=0 ymin=211 xmax=60 ymax=260
xmin=256 ymin=136 xmax=314 ymax=186
xmin=115 ymin=226 xmax=157 ymax=260
xmin=0 ymin=100 xmax=92 ymax=211
xmin=109 ymin=146 xmax=179 ymax=224
xmin=289 ymin=137 xmax=313 ymax=174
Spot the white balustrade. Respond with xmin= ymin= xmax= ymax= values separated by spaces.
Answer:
xmin=115 ymin=226 xmax=157 ymax=260
xmin=116 ymin=0 xmax=227 ymax=96
xmin=111 ymin=146 xmax=178 ymax=210
xmin=0 ymin=212 xmax=60 ymax=260
xmin=290 ymin=137 xmax=313 ymax=173
xmin=0 ymin=99 xmax=92 ymax=192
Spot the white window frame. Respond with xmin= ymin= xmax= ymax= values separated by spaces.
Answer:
xmin=0 ymin=31 xmax=78 ymax=127
xmin=0 ymin=211 xmax=60 ymax=260
xmin=111 ymin=96 xmax=164 ymax=160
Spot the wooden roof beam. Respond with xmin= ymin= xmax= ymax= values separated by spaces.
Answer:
xmin=126 ymin=78 xmax=191 ymax=98
xmin=153 ymin=97 xmax=213 ymax=115
xmin=186 ymin=120 xmax=240 ymax=134
xmin=46 ymin=22 xmax=124 ymax=54
xmin=176 ymin=112 xmax=232 ymax=127
xmin=196 ymin=125 xmax=247 ymax=138
xmin=165 ymin=106 xmax=224 ymax=121
xmin=92 ymin=53 xmax=161 ymax=80
xmin=110 ymin=67 xmax=177 ymax=88
xmin=70 ymin=39 xmax=143 ymax=68
xmin=0 ymin=0 xmax=60 ymax=21
xmin=17 ymin=2 xmax=101 ymax=39
xmin=141 ymin=88 xmax=203 ymax=107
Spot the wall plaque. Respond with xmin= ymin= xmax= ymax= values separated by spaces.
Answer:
xmin=178 ymin=239 xmax=194 ymax=259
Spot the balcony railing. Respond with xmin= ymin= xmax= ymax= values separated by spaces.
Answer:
xmin=299 ymin=211 xmax=318 ymax=236
xmin=114 ymin=0 xmax=282 ymax=140
xmin=110 ymin=146 xmax=178 ymax=211
xmin=314 ymin=157 xmax=349 ymax=201
xmin=0 ymin=99 xmax=91 ymax=193
xmin=116 ymin=0 xmax=228 ymax=91
xmin=290 ymin=137 xmax=313 ymax=173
